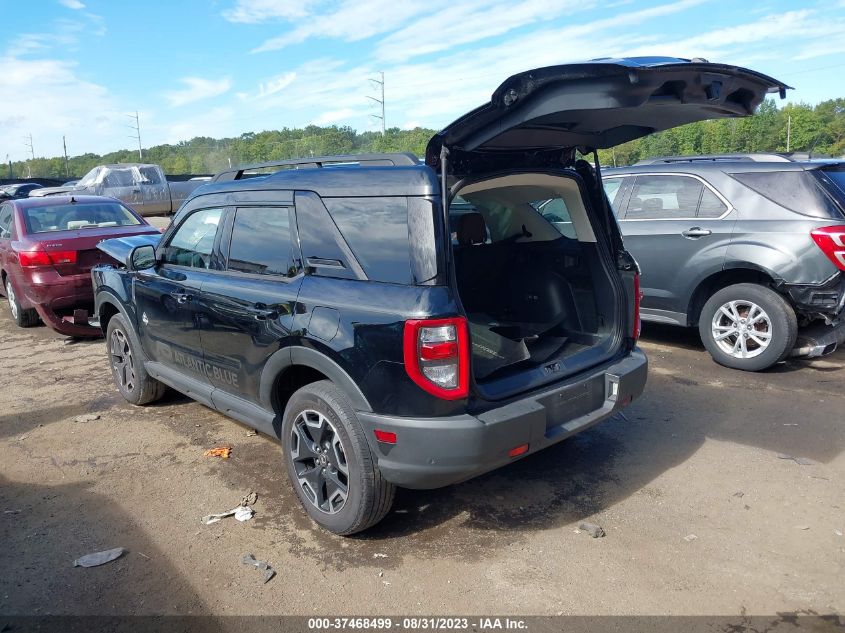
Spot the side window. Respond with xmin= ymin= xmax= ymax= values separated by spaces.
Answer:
xmin=227 ymin=207 xmax=296 ymax=277
xmin=697 ymin=187 xmax=728 ymax=218
xmin=602 ymin=178 xmax=624 ymax=212
xmin=162 ymin=208 xmax=223 ymax=268
xmin=537 ymin=198 xmax=576 ymax=239
xmin=0 ymin=205 xmax=13 ymax=238
xmin=138 ymin=166 xmax=162 ymax=185
xmin=324 ymin=197 xmax=411 ymax=284
xmin=625 ymin=175 xmax=703 ymax=220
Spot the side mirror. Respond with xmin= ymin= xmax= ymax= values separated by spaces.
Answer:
xmin=128 ymin=244 xmax=156 ymax=271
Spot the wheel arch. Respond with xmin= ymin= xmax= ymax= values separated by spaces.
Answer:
xmin=260 ymin=346 xmax=372 ymax=418
xmin=686 ymin=264 xmax=782 ymax=327
xmin=96 ymin=291 xmax=131 ymax=335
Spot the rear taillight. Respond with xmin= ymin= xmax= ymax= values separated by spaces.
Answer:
xmin=403 ymin=317 xmax=469 ymax=400
xmin=18 ymin=250 xmax=77 ymax=267
xmin=632 ymin=273 xmax=642 ymax=341
xmin=811 ymin=226 xmax=845 ymax=271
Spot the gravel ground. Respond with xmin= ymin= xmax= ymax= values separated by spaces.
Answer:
xmin=0 ymin=306 xmax=843 ymax=618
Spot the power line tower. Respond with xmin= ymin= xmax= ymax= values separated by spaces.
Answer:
xmin=24 ymin=133 xmax=35 ymax=160
xmin=127 ymin=111 xmax=143 ymax=160
xmin=367 ymin=72 xmax=385 ymax=135
xmin=24 ymin=133 xmax=35 ymax=178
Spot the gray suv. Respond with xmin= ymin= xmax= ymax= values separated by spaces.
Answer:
xmin=598 ymin=155 xmax=845 ymax=371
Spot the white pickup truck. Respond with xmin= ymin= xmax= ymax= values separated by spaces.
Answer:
xmin=30 ymin=163 xmax=207 ymax=216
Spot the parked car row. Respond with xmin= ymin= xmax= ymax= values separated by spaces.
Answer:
xmin=1 ymin=58 xmax=839 ymax=534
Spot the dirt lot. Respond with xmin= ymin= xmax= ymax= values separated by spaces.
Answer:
xmin=1 ymin=307 xmax=843 ymax=618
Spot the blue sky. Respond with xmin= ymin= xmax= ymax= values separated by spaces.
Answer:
xmin=2 ymin=0 xmax=845 ymax=161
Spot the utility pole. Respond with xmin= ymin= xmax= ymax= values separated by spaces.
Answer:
xmin=62 ymin=136 xmax=70 ymax=177
xmin=367 ymin=71 xmax=385 ymax=134
xmin=127 ymin=111 xmax=143 ymax=160
xmin=786 ymin=114 xmax=792 ymax=153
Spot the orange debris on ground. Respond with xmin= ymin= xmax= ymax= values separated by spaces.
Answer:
xmin=202 ymin=446 xmax=232 ymax=459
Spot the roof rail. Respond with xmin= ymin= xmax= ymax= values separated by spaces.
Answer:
xmin=213 ymin=152 xmax=420 ymax=182
xmin=634 ymin=153 xmax=796 ymax=165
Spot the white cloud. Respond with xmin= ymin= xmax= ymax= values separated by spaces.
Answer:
xmin=223 ymin=0 xmax=316 ymax=23
xmin=164 ymin=77 xmax=232 ymax=107
xmin=0 ymin=54 xmax=122 ymax=161
xmin=311 ymin=108 xmax=357 ymax=125
xmin=58 ymin=0 xmax=85 ymax=9
xmin=250 ymin=0 xmax=447 ymax=52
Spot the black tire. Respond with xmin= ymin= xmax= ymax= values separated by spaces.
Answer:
xmin=281 ymin=380 xmax=395 ymax=535
xmin=105 ymin=313 xmax=166 ymax=405
xmin=5 ymin=278 xmax=39 ymax=327
xmin=699 ymin=283 xmax=797 ymax=371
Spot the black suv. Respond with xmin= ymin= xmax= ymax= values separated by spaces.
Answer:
xmin=92 ymin=58 xmax=785 ymax=534
xmin=601 ymin=155 xmax=845 ymax=371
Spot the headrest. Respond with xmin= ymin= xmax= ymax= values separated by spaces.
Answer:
xmin=457 ymin=213 xmax=486 ymax=246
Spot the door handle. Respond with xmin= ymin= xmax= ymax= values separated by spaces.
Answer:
xmin=682 ymin=227 xmax=712 ymax=238
xmin=247 ymin=304 xmax=278 ymax=321
xmin=170 ymin=290 xmax=193 ymax=304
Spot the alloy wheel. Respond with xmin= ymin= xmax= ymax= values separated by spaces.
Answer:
xmin=711 ymin=300 xmax=772 ymax=359
xmin=6 ymin=281 xmax=18 ymax=321
xmin=110 ymin=328 xmax=136 ymax=392
xmin=290 ymin=409 xmax=349 ymax=514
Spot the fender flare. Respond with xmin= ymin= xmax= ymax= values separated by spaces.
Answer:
xmin=259 ymin=346 xmax=372 ymax=413
xmin=95 ymin=289 xmax=134 ymax=328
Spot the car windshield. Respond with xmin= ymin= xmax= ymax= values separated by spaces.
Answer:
xmin=23 ymin=202 xmax=142 ymax=233
xmin=77 ymin=167 xmax=101 ymax=188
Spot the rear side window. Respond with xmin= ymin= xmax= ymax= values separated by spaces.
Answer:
xmin=731 ymin=171 xmax=842 ymax=219
xmin=22 ymin=202 xmax=141 ymax=233
xmin=626 ymin=175 xmax=705 ymax=220
xmin=227 ymin=207 xmax=296 ymax=277
xmin=697 ymin=188 xmax=728 ymax=218
xmin=324 ymin=197 xmax=411 ymax=284
xmin=0 ymin=205 xmax=13 ymax=238
xmin=602 ymin=178 xmax=625 ymax=212
xmin=163 ymin=207 xmax=222 ymax=268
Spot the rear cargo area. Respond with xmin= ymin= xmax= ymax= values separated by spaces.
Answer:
xmin=450 ymin=173 xmax=619 ymax=391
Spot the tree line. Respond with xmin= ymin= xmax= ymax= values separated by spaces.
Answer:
xmin=7 ymin=98 xmax=844 ymax=180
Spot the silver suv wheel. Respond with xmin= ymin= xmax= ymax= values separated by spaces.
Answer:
xmin=290 ymin=409 xmax=349 ymax=514
xmin=711 ymin=300 xmax=772 ymax=359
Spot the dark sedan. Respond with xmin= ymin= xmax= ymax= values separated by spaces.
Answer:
xmin=0 ymin=182 xmax=44 ymax=199
xmin=0 ymin=195 xmax=160 ymax=336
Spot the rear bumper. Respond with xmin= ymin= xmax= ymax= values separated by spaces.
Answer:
xmin=792 ymin=320 xmax=845 ymax=358
xmin=357 ymin=349 xmax=647 ymax=489
xmin=22 ymin=273 xmax=101 ymax=337
xmin=785 ymin=272 xmax=845 ymax=316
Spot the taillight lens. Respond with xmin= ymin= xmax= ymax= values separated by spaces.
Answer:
xmin=811 ymin=226 xmax=845 ymax=271
xmin=403 ymin=317 xmax=469 ymax=400
xmin=632 ymin=273 xmax=642 ymax=341
xmin=18 ymin=250 xmax=77 ymax=267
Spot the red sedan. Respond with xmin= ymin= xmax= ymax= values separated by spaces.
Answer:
xmin=0 ymin=195 xmax=160 ymax=337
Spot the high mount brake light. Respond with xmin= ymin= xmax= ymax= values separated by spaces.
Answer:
xmin=403 ymin=317 xmax=469 ymax=400
xmin=18 ymin=250 xmax=77 ymax=267
xmin=811 ymin=226 xmax=845 ymax=271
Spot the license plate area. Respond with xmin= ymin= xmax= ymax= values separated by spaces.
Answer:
xmin=539 ymin=374 xmax=606 ymax=430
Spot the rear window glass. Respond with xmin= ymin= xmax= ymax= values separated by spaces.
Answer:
xmin=324 ymin=197 xmax=411 ymax=284
xmin=731 ymin=171 xmax=842 ymax=219
xmin=818 ymin=169 xmax=845 ymax=208
xmin=23 ymin=202 xmax=141 ymax=233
